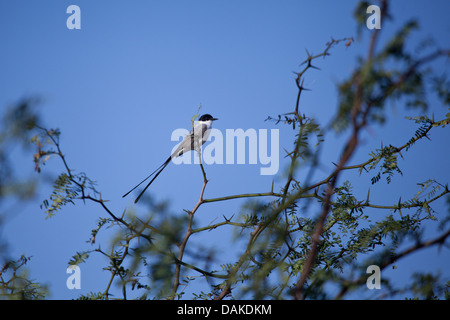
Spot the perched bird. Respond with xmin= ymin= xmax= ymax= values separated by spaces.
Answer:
xmin=123 ymin=114 xmax=218 ymax=203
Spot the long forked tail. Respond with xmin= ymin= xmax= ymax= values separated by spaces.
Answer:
xmin=122 ymin=156 xmax=171 ymax=203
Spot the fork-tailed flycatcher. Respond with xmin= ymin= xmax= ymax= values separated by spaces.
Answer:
xmin=123 ymin=114 xmax=218 ymax=203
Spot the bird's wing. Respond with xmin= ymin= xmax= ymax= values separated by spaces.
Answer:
xmin=171 ymin=122 xmax=208 ymax=158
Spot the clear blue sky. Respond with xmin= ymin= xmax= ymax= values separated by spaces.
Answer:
xmin=1 ymin=1 xmax=449 ymax=299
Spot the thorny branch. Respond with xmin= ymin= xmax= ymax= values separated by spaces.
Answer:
xmin=334 ymin=229 xmax=450 ymax=299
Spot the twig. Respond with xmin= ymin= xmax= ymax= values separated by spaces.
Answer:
xmin=170 ymin=161 xmax=208 ymax=298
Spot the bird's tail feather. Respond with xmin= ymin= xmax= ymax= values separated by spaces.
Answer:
xmin=122 ymin=156 xmax=171 ymax=200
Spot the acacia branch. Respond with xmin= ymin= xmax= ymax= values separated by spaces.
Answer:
xmin=203 ymin=191 xmax=283 ymax=203
xmin=292 ymin=1 xmax=387 ymax=299
xmin=334 ymin=229 xmax=450 ymax=299
xmin=170 ymin=162 xmax=208 ymax=298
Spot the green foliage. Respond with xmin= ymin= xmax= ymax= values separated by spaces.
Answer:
xmin=404 ymin=117 xmax=433 ymax=151
xmin=0 ymin=255 xmax=48 ymax=300
xmin=410 ymin=272 xmax=446 ymax=300
xmin=76 ymin=291 xmax=106 ymax=300
xmin=332 ymin=18 xmax=447 ymax=133
xmin=68 ymin=251 xmax=91 ymax=266
xmin=368 ymin=144 xmax=403 ymax=184
xmin=41 ymin=173 xmax=76 ymax=218
xmin=0 ymin=99 xmax=41 ymax=200
xmin=31 ymin=127 xmax=100 ymax=218
xmin=1 ymin=98 xmax=40 ymax=143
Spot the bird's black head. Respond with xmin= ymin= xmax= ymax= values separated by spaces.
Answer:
xmin=199 ymin=114 xmax=218 ymax=121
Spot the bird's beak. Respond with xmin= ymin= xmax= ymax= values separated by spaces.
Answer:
xmin=212 ymin=118 xmax=218 ymax=121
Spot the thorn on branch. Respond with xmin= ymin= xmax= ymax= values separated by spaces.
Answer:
xmin=223 ymin=214 xmax=234 ymax=222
